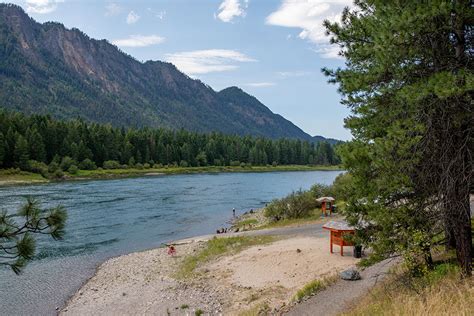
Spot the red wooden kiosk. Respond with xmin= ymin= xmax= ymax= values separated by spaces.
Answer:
xmin=322 ymin=221 xmax=355 ymax=256
xmin=316 ymin=196 xmax=335 ymax=216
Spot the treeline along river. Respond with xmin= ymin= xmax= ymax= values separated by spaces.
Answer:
xmin=0 ymin=170 xmax=342 ymax=315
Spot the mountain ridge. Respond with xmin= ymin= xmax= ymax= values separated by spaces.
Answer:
xmin=0 ymin=3 xmax=338 ymax=143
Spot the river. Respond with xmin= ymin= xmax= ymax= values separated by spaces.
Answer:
xmin=0 ymin=170 xmax=342 ymax=315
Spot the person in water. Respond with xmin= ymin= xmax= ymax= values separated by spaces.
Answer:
xmin=233 ymin=208 xmax=236 ymax=217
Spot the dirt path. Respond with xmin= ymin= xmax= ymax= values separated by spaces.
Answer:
xmin=285 ymin=258 xmax=400 ymax=316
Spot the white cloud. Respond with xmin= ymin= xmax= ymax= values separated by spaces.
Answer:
xmin=216 ymin=0 xmax=248 ymax=23
xmin=266 ymin=0 xmax=352 ymax=58
xmin=112 ymin=35 xmax=165 ymax=48
xmin=310 ymin=45 xmax=342 ymax=59
xmin=244 ymin=82 xmax=276 ymax=88
xmin=126 ymin=10 xmax=140 ymax=24
xmin=105 ymin=2 xmax=122 ymax=17
xmin=25 ymin=0 xmax=63 ymax=14
xmin=147 ymin=8 xmax=166 ymax=20
xmin=277 ymin=71 xmax=310 ymax=78
xmin=165 ymin=49 xmax=256 ymax=75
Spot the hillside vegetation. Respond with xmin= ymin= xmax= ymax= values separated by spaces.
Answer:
xmin=0 ymin=111 xmax=340 ymax=179
xmin=0 ymin=4 xmax=323 ymax=141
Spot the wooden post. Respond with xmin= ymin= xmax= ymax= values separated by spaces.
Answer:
xmin=330 ymin=231 xmax=333 ymax=253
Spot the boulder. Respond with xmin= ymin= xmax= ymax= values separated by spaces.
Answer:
xmin=340 ymin=269 xmax=361 ymax=281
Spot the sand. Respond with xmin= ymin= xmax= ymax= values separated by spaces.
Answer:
xmin=62 ymin=234 xmax=358 ymax=315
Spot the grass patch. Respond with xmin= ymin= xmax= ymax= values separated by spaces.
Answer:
xmin=0 ymin=168 xmax=48 ymax=185
xmin=258 ymin=214 xmax=332 ymax=230
xmin=234 ymin=218 xmax=259 ymax=229
xmin=73 ymin=165 xmax=342 ymax=179
xmin=293 ymin=275 xmax=338 ymax=302
xmin=343 ymin=262 xmax=473 ymax=316
xmin=176 ymin=236 xmax=274 ymax=279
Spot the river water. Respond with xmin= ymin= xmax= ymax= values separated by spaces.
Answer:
xmin=0 ymin=171 xmax=342 ymax=315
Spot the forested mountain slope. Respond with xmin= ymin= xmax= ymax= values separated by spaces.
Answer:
xmin=0 ymin=4 xmax=330 ymax=141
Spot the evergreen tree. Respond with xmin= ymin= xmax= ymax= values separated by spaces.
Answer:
xmin=325 ymin=1 xmax=473 ymax=275
xmin=14 ymin=135 xmax=29 ymax=170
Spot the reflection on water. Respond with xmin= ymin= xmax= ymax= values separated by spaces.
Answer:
xmin=0 ymin=170 xmax=342 ymax=315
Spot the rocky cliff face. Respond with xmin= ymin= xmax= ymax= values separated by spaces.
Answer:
xmin=0 ymin=4 xmax=316 ymax=140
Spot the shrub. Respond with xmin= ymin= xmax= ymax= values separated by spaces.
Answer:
xmin=272 ymin=161 xmax=278 ymax=167
xmin=135 ymin=163 xmax=144 ymax=170
xmin=48 ymin=161 xmax=60 ymax=173
xmin=240 ymin=162 xmax=246 ymax=168
xmin=68 ymin=165 xmax=78 ymax=174
xmin=264 ymin=189 xmax=317 ymax=221
xmin=103 ymin=160 xmax=121 ymax=169
xmin=128 ymin=157 xmax=136 ymax=167
xmin=332 ymin=172 xmax=353 ymax=201
xmin=153 ymin=163 xmax=163 ymax=169
xmin=28 ymin=160 xmax=48 ymax=177
xmin=79 ymin=158 xmax=97 ymax=170
xmin=52 ymin=169 xmax=64 ymax=179
xmin=143 ymin=163 xmax=151 ymax=169
xmin=180 ymin=160 xmax=188 ymax=167
xmin=310 ymin=183 xmax=334 ymax=200
xmin=60 ymin=156 xmax=76 ymax=171
xmin=230 ymin=160 xmax=240 ymax=167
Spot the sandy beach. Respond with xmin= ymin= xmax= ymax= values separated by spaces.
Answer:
xmin=61 ymin=225 xmax=358 ymax=315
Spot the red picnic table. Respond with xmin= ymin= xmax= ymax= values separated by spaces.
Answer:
xmin=322 ymin=221 xmax=355 ymax=256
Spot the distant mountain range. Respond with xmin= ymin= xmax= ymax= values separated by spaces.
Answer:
xmin=0 ymin=4 xmax=340 ymax=143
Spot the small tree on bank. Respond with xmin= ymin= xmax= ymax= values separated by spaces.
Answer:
xmin=0 ymin=198 xmax=67 ymax=274
xmin=325 ymin=1 xmax=473 ymax=276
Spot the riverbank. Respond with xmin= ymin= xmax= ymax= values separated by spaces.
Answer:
xmin=61 ymin=220 xmax=358 ymax=315
xmin=0 ymin=165 xmax=342 ymax=187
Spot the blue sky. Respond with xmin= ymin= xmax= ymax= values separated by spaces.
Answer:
xmin=3 ymin=0 xmax=353 ymax=140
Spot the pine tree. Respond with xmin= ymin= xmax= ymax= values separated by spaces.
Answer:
xmin=14 ymin=135 xmax=29 ymax=170
xmin=325 ymin=1 xmax=473 ymax=275
xmin=0 ymin=198 xmax=67 ymax=274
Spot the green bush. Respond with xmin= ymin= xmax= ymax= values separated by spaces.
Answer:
xmin=310 ymin=183 xmax=334 ymax=199
xmin=143 ymin=163 xmax=151 ymax=169
xmin=48 ymin=161 xmax=60 ymax=173
xmin=53 ymin=169 xmax=64 ymax=179
xmin=153 ymin=163 xmax=163 ymax=169
xmin=79 ymin=158 xmax=97 ymax=170
xmin=68 ymin=165 xmax=78 ymax=174
xmin=264 ymin=189 xmax=317 ymax=221
xmin=135 ymin=163 xmax=144 ymax=170
xmin=180 ymin=160 xmax=188 ymax=167
xmin=60 ymin=156 xmax=77 ymax=171
xmin=103 ymin=160 xmax=121 ymax=169
xmin=332 ymin=172 xmax=353 ymax=201
xmin=28 ymin=160 xmax=48 ymax=177
xmin=229 ymin=160 xmax=240 ymax=166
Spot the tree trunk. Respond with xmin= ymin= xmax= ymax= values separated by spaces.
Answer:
xmin=445 ymin=217 xmax=457 ymax=250
xmin=453 ymin=192 xmax=472 ymax=277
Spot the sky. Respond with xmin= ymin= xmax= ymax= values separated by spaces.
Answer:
xmin=3 ymin=0 xmax=353 ymax=140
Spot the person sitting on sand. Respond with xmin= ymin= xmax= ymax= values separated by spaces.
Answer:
xmin=167 ymin=244 xmax=176 ymax=256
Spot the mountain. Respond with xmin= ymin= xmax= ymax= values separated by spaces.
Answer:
xmin=0 ymin=4 xmax=321 ymax=141
xmin=311 ymin=135 xmax=342 ymax=145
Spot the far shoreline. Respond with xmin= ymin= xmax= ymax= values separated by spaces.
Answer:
xmin=0 ymin=165 xmax=344 ymax=187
